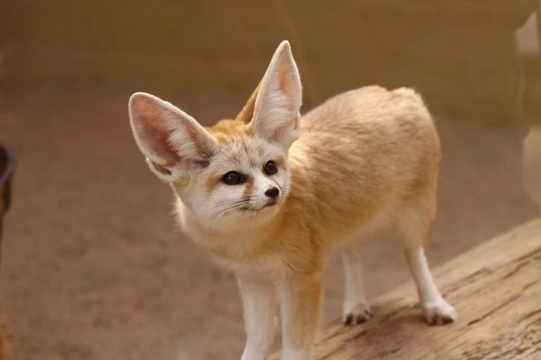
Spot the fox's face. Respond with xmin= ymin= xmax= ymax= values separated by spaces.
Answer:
xmin=177 ymin=130 xmax=292 ymax=231
xmin=128 ymin=41 xmax=302 ymax=232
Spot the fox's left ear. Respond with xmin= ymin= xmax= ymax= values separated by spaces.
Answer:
xmin=251 ymin=40 xmax=302 ymax=149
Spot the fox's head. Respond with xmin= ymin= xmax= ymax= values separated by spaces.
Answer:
xmin=128 ymin=41 xmax=302 ymax=232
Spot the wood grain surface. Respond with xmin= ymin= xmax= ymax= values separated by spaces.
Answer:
xmin=270 ymin=218 xmax=541 ymax=360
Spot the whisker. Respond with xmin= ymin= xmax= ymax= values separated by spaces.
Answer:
xmin=208 ymin=198 xmax=253 ymax=221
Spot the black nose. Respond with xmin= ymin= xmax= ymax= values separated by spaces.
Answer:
xmin=265 ymin=186 xmax=280 ymax=198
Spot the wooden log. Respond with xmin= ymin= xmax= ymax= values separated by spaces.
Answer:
xmin=270 ymin=218 xmax=541 ymax=359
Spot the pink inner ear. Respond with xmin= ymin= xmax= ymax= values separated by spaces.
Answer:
xmin=276 ymin=51 xmax=301 ymax=114
xmin=158 ymin=130 xmax=181 ymax=164
xmin=278 ymin=70 xmax=293 ymax=113
xmin=134 ymin=108 xmax=180 ymax=165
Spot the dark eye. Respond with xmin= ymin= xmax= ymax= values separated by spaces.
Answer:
xmin=222 ymin=171 xmax=246 ymax=185
xmin=264 ymin=161 xmax=278 ymax=176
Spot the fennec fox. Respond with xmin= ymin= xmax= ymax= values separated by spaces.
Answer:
xmin=128 ymin=41 xmax=456 ymax=360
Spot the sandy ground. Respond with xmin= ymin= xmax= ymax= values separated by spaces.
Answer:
xmin=0 ymin=83 xmax=540 ymax=360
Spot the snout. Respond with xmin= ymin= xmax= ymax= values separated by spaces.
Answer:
xmin=264 ymin=186 xmax=280 ymax=199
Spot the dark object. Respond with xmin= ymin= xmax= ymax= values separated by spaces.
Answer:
xmin=0 ymin=142 xmax=15 ymax=243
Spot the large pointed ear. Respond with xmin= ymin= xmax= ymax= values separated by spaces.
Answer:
xmin=251 ymin=40 xmax=302 ymax=148
xmin=128 ymin=92 xmax=217 ymax=183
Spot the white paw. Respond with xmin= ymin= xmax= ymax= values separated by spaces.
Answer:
xmin=423 ymin=300 xmax=457 ymax=325
xmin=343 ymin=302 xmax=372 ymax=326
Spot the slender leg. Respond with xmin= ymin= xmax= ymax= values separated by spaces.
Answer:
xmin=237 ymin=277 xmax=277 ymax=360
xmin=405 ymin=246 xmax=457 ymax=325
xmin=277 ymin=273 xmax=322 ymax=360
xmin=341 ymin=244 xmax=372 ymax=325
xmin=395 ymin=185 xmax=457 ymax=326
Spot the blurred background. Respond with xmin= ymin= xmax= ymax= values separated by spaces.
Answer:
xmin=0 ymin=1 xmax=540 ymax=359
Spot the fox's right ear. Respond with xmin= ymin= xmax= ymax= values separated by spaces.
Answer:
xmin=128 ymin=92 xmax=217 ymax=183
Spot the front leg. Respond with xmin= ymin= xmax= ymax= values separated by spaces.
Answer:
xmin=237 ymin=276 xmax=277 ymax=360
xmin=277 ymin=273 xmax=322 ymax=360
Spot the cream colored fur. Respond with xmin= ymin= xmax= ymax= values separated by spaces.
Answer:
xmin=128 ymin=40 xmax=456 ymax=360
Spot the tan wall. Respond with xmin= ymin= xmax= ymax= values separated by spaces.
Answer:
xmin=2 ymin=1 xmax=539 ymax=121
xmin=3 ymin=1 xmax=293 ymax=93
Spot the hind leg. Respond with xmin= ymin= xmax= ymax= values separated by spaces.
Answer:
xmin=396 ymin=205 xmax=457 ymax=325
xmin=341 ymin=243 xmax=372 ymax=325
xmin=404 ymin=246 xmax=456 ymax=324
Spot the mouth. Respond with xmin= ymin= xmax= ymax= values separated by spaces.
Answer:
xmin=240 ymin=200 xmax=278 ymax=212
